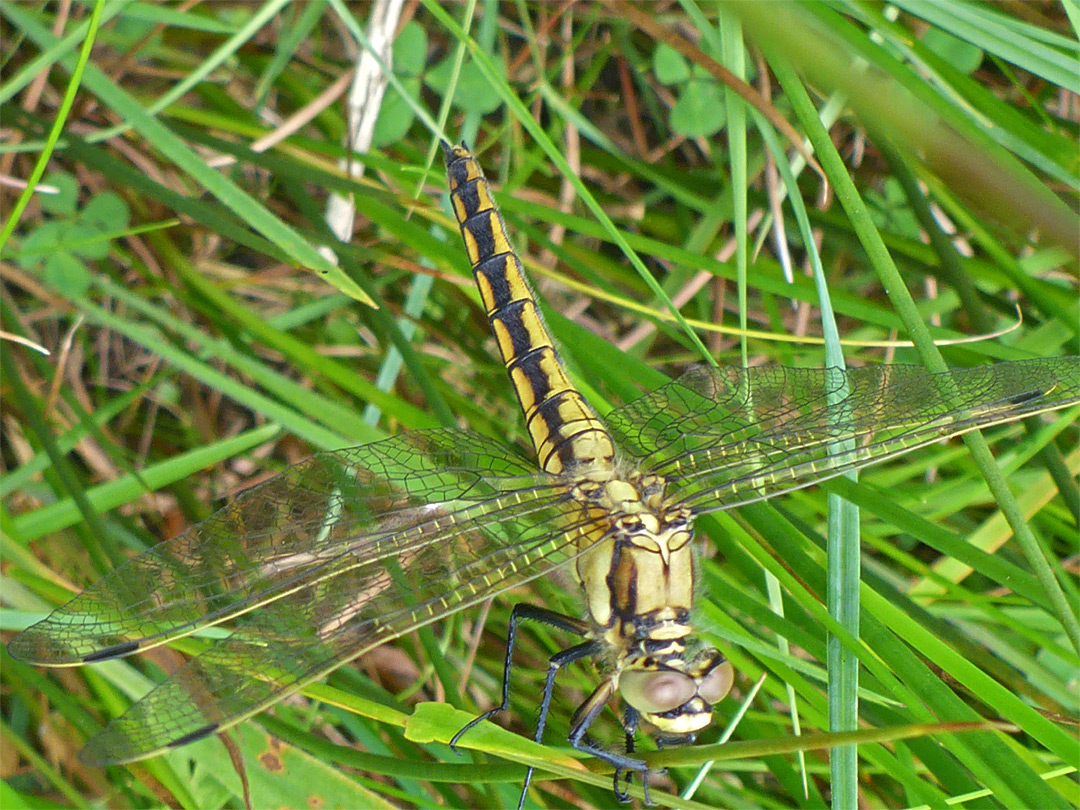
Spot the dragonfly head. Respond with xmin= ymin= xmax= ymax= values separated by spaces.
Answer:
xmin=618 ymin=647 xmax=734 ymax=740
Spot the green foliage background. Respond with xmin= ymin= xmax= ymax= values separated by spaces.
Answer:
xmin=1 ymin=2 xmax=1077 ymax=808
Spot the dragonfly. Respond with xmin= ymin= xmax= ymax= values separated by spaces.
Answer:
xmin=10 ymin=142 xmax=1080 ymax=807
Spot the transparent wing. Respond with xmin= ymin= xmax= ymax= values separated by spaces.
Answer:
xmin=10 ymin=428 xmax=603 ymax=764
xmin=607 ymin=357 xmax=1080 ymax=513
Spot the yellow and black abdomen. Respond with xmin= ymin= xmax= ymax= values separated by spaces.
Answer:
xmin=443 ymin=142 xmax=614 ymax=477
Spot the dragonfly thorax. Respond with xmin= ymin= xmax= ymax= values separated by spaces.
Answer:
xmin=568 ymin=470 xmax=735 ymax=738
xmin=573 ymin=471 xmax=696 ymax=633
xmin=573 ymin=470 xmax=675 ymax=516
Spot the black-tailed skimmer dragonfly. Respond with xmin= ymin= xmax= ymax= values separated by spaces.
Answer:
xmin=10 ymin=142 xmax=1080 ymax=806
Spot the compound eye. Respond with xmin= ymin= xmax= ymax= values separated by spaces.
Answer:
xmin=698 ymin=659 xmax=735 ymax=704
xmin=620 ymin=669 xmax=697 ymax=714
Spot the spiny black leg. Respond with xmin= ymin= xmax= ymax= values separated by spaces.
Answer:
xmin=618 ymin=707 xmax=650 ymax=806
xmin=515 ymin=638 xmax=604 ymax=810
xmin=450 ymin=603 xmax=589 ymax=752
xmin=448 ymin=603 xmax=591 ymax=809
xmin=568 ymin=682 xmax=650 ymax=804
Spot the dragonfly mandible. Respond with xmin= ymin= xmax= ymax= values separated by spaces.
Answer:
xmin=9 ymin=142 xmax=1080 ymax=807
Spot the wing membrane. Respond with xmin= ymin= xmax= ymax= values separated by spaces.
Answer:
xmin=10 ymin=429 xmax=551 ymax=664
xmin=79 ymin=485 xmax=602 ymax=765
xmin=607 ymin=358 xmax=1080 ymax=512
xmin=15 ymin=357 xmax=1078 ymax=765
xmin=11 ymin=428 xmax=616 ymax=763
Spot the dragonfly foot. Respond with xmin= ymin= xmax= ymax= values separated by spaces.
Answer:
xmin=449 ymin=708 xmax=500 ymax=755
xmin=614 ymin=766 xmax=654 ymax=805
xmin=614 ymin=766 xmax=631 ymax=803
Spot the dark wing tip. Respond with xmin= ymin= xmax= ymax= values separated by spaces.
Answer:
xmin=168 ymin=723 xmax=220 ymax=749
xmin=78 ymin=722 xmax=221 ymax=767
xmin=82 ymin=639 xmax=142 ymax=662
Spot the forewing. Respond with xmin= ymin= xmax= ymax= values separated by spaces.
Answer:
xmin=606 ymin=357 xmax=1080 ymax=512
xmin=10 ymin=428 xmax=550 ymax=665
xmin=78 ymin=476 xmax=599 ymax=765
xmin=11 ymin=427 xmax=606 ymax=764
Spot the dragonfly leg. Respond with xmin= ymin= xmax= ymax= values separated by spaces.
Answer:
xmin=614 ymin=706 xmax=645 ymax=804
xmin=568 ymin=682 xmax=653 ymax=805
xmin=517 ymin=637 xmax=606 ymax=809
xmin=450 ymin=604 xmax=590 ymax=749
xmin=449 ymin=604 xmax=592 ymax=808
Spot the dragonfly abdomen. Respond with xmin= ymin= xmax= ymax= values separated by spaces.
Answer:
xmin=443 ymin=142 xmax=614 ymax=476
